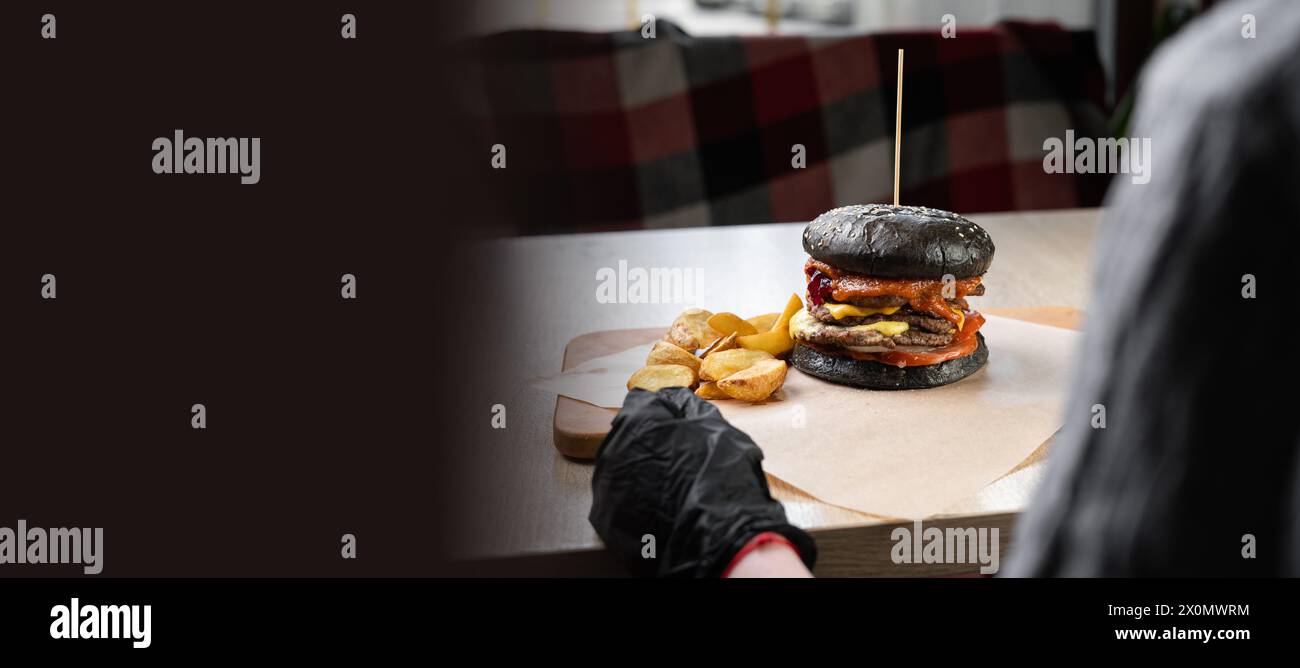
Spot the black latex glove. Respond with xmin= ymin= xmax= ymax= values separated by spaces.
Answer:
xmin=589 ymin=387 xmax=816 ymax=577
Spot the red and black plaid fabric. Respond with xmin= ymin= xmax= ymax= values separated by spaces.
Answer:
xmin=457 ymin=21 xmax=1111 ymax=235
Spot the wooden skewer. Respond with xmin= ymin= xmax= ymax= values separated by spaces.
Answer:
xmin=894 ymin=49 xmax=904 ymax=206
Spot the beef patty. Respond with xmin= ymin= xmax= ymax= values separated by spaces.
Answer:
xmin=790 ymin=309 xmax=956 ymax=349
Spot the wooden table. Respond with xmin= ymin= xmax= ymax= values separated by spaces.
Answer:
xmin=455 ymin=208 xmax=1102 ymax=576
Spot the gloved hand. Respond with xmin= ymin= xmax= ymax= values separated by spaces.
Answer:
xmin=589 ymin=387 xmax=816 ymax=577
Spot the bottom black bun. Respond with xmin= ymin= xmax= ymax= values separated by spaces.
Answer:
xmin=790 ymin=333 xmax=988 ymax=390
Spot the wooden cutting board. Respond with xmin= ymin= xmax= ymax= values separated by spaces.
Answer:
xmin=553 ymin=306 xmax=1081 ymax=460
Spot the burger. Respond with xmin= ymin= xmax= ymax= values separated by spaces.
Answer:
xmin=789 ymin=204 xmax=994 ymax=390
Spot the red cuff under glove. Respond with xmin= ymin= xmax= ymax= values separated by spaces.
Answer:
xmin=721 ymin=531 xmax=800 ymax=578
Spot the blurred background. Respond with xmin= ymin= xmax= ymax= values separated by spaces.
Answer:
xmin=452 ymin=1 xmax=1215 ymax=234
xmin=460 ymin=0 xmax=1095 ymax=35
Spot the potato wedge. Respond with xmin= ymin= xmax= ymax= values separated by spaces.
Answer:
xmin=665 ymin=308 xmax=719 ymax=350
xmin=699 ymin=348 xmax=775 ymax=382
xmin=737 ymin=328 xmax=794 ymax=358
xmin=705 ymin=312 xmax=758 ymax=337
xmin=717 ymin=359 xmax=787 ymax=402
xmin=646 ymin=340 xmax=701 ymax=372
xmin=627 ymin=364 xmax=697 ymax=392
xmin=694 ymin=382 xmax=731 ymax=400
xmin=737 ymin=294 xmax=803 ymax=357
xmin=699 ymin=332 xmax=738 ymax=358
xmin=745 ymin=312 xmax=780 ymax=332
xmin=773 ymin=293 xmax=803 ymax=331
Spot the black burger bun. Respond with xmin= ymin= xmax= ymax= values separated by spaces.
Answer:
xmin=790 ymin=333 xmax=988 ymax=390
xmin=803 ymin=204 xmax=995 ymax=279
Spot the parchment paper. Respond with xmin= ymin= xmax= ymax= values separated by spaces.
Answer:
xmin=534 ymin=315 xmax=1078 ymax=519
xmin=532 ymin=343 xmax=655 ymax=408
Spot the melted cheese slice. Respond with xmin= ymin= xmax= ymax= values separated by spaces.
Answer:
xmin=823 ymin=303 xmax=901 ymax=319
xmin=849 ymin=321 xmax=909 ymax=337
xmin=789 ymin=308 xmax=909 ymax=340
